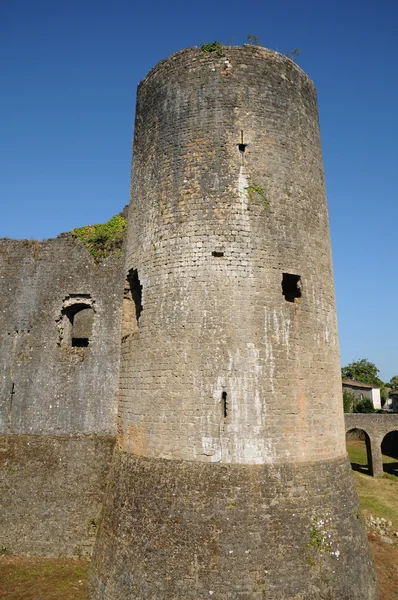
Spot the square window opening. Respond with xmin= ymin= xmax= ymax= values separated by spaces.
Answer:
xmin=282 ymin=273 xmax=302 ymax=303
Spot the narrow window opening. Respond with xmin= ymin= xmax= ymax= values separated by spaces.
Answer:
xmin=282 ymin=273 xmax=302 ymax=303
xmin=122 ymin=269 xmax=143 ymax=338
xmin=238 ymin=130 xmax=248 ymax=154
xmin=222 ymin=391 xmax=228 ymax=419
xmin=127 ymin=269 xmax=143 ymax=324
xmin=212 ymin=250 xmax=224 ymax=258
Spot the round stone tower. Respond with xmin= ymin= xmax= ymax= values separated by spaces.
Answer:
xmin=90 ymin=46 xmax=377 ymax=599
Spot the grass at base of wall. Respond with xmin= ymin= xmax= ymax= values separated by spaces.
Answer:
xmin=347 ymin=440 xmax=398 ymax=528
xmin=0 ymin=557 xmax=89 ymax=600
xmin=353 ymin=471 xmax=398 ymax=527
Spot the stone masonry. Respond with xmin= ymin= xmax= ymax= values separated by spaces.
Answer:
xmin=89 ymin=47 xmax=378 ymax=599
xmin=0 ymin=235 xmax=124 ymax=556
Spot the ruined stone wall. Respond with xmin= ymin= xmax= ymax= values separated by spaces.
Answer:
xmin=0 ymin=234 xmax=124 ymax=556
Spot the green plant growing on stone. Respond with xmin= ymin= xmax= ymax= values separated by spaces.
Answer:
xmin=71 ymin=215 xmax=127 ymax=263
xmin=245 ymin=184 xmax=270 ymax=211
xmin=246 ymin=34 xmax=262 ymax=46
xmin=201 ymin=41 xmax=223 ymax=56
xmin=309 ymin=524 xmax=324 ymax=550
xmin=285 ymin=48 xmax=301 ymax=62
xmin=307 ymin=518 xmax=332 ymax=561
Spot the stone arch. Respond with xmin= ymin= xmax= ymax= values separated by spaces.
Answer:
xmin=381 ymin=430 xmax=398 ymax=476
xmin=345 ymin=427 xmax=374 ymax=476
xmin=57 ymin=294 xmax=95 ymax=348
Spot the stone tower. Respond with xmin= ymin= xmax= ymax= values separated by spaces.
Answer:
xmin=89 ymin=46 xmax=377 ymax=599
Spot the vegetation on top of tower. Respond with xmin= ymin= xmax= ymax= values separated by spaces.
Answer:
xmin=285 ymin=48 xmax=301 ymax=62
xmin=246 ymin=34 xmax=262 ymax=46
xmin=200 ymin=41 xmax=223 ymax=55
xmin=71 ymin=215 xmax=127 ymax=263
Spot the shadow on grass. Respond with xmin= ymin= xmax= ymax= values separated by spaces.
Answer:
xmin=350 ymin=462 xmax=371 ymax=475
xmin=383 ymin=461 xmax=398 ymax=477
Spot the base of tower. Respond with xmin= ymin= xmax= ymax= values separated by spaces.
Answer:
xmin=89 ymin=450 xmax=377 ymax=599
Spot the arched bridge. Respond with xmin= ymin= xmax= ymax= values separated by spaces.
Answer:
xmin=345 ymin=413 xmax=398 ymax=477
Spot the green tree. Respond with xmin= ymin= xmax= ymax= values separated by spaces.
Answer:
xmin=354 ymin=398 xmax=375 ymax=413
xmin=342 ymin=358 xmax=387 ymax=409
xmin=343 ymin=390 xmax=356 ymax=413
xmin=388 ymin=375 xmax=398 ymax=391
xmin=341 ymin=358 xmax=383 ymax=387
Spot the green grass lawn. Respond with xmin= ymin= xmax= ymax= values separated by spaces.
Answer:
xmin=346 ymin=440 xmax=398 ymax=527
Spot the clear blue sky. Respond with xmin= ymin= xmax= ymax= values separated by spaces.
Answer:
xmin=1 ymin=0 xmax=397 ymax=381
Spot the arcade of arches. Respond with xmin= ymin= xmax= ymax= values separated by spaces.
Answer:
xmin=345 ymin=414 xmax=398 ymax=477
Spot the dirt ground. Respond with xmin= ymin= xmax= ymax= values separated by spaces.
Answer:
xmin=368 ymin=532 xmax=398 ymax=599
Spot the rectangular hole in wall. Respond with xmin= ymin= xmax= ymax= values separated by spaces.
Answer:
xmin=282 ymin=273 xmax=302 ymax=303
xmin=72 ymin=338 xmax=89 ymax=347
xmin=212 ymin=251 xmax=224 ymax=258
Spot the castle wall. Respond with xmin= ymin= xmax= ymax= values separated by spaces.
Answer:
xmin=0 ymin=235 xmax=123 ymax=556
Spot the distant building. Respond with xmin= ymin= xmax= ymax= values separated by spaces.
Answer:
xmin=343 ymin=379 xmax=381 ymax=409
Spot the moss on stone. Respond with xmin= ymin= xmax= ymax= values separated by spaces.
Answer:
xmin=245 ymin=184 xmax=270 ymax=211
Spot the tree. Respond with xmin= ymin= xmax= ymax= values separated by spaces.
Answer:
xmin=341 ymin=358 xmax=383 ymax=387
xmin=342 ymin=358 xmax=387 ymax=409
xmin=354 ymin=398 xmax=375 ymax=413
xmin=388 ymin=375 xmax=398 ymax=391
xmin=343 ymin=390 xmax=356 ymax=413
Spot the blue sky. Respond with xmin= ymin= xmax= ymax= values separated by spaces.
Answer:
xmin=1 ymin=0 xmax=397 ymax=381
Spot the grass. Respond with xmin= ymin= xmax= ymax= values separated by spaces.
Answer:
xmin=346 ymin=439 xmax=398 ymax=599
xmin=0 ymin=557 xmax=89 ymax=600
xmin=347 ymin=440 xmax=398 ymax=527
